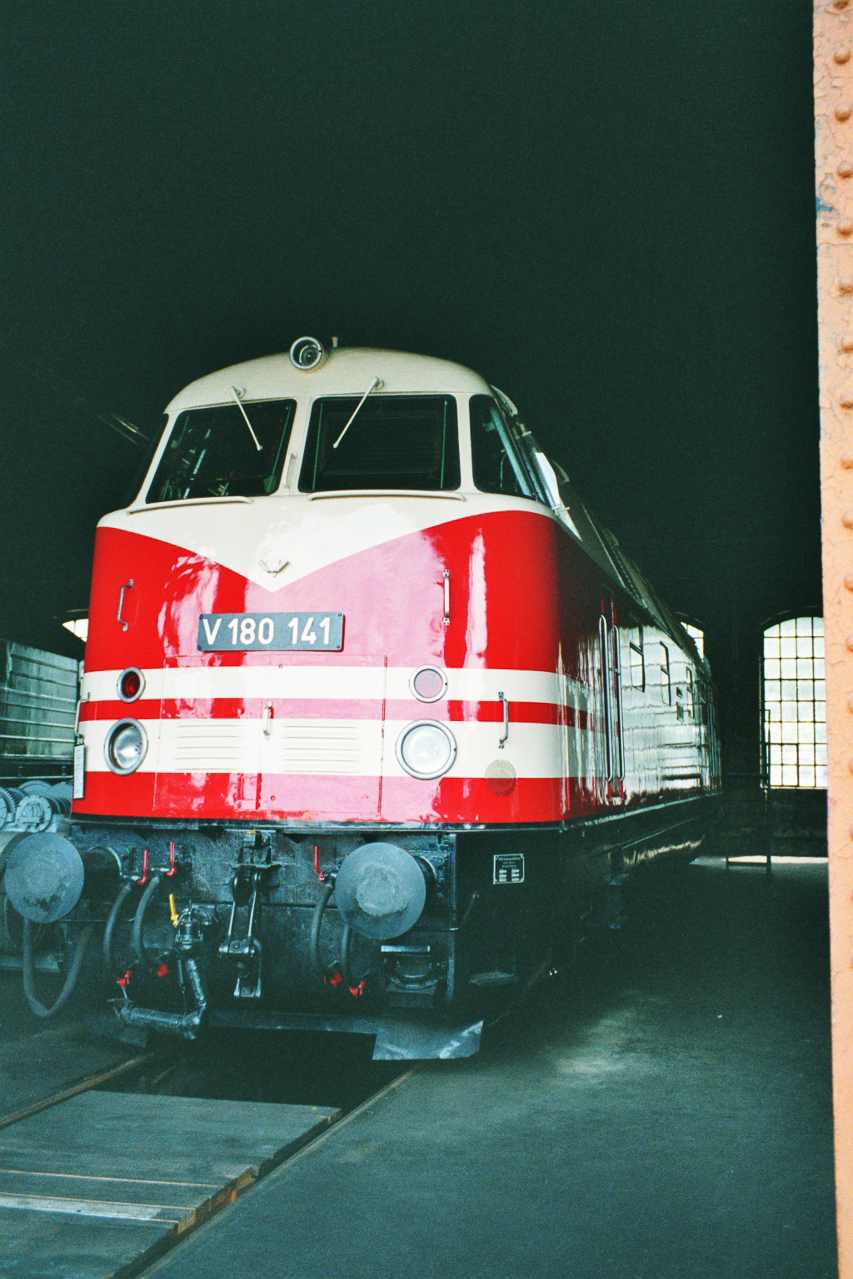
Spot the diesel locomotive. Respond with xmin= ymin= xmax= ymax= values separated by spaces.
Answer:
xmin=4 ymin=339 xmax=721 ymax=1057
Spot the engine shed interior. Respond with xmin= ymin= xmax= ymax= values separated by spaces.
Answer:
xmin=0 ymin=4 xmax=838 ymax=1277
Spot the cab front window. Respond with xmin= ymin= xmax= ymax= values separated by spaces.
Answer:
xmin=146 ymin=400 xmax=295 ymax=502
xmin=299 ymin=396 xmax=460 ymax=492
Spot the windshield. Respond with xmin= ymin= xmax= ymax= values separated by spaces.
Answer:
xmin=299 ymin=395 xmax=460 ymax=492
xmin=146 ymin=400 xmax=295 ymax=502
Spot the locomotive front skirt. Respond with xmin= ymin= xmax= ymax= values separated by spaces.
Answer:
xmin=4 ymin=340 xmax=721 ymax=1057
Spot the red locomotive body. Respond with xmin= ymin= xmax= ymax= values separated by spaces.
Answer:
xmin=6 ymin=341 xmax=721 ymax=1057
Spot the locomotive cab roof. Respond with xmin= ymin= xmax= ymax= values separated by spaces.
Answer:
xmin=166 ymin=346 xmax=494 ymax=413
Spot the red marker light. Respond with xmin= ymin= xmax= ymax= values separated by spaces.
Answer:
xmin=117 ymin=667 xmax=144 ymax=702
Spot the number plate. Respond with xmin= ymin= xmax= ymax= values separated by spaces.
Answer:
xmin=197 ymin=612 xmax=344 ymax=652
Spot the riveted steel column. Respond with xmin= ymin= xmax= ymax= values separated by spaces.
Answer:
xmin=816 ymin=2 xmax=853 ymax=1269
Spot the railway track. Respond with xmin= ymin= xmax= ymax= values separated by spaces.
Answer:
xmin=0 ymin=1029 xmax=415 ymax=1279
xmin=0 ymin=1050 xmax=165 ymax=1132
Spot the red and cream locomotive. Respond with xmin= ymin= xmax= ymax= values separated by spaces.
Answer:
xmin=5 ymin=339 xmax=721 ymax=1057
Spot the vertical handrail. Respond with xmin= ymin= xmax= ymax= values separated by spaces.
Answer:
xmin=611 ymin=603 xmax=625 ymax=781
xmin=599 ymin=613 xmax=613 ymax=782
xmin=117 ymin=580 xmax=134 ymax=631
xmin=498 ymin=692 xmax=509 ymax=749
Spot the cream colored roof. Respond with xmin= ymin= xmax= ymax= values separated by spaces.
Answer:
xmin=166 ymin=346 xmax=493 ymax=412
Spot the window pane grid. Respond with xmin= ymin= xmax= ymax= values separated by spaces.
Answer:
xmin=763 ymin=616 xmax=825 ymax=787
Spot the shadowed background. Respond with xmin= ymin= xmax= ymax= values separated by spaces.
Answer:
xmin=0 ymin=2 xmax=819 ymax=683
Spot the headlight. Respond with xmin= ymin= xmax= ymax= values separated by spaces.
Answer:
xmin=289 ymin=336 xmax=326 ymax=369
xmin=396 ymin=720 xmax=456 ymax=780
xmin=104 ymin=719 xmax=148 ymax=775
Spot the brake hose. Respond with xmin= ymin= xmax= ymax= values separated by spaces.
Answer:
xmin=340 ymin=923 xmax=376 ymax=989
xmin=22 ymin=919 xmax=94 ymax=1019
xmin=103 ymin=880 xmax=134 ymax=975
xmin=131 ymin=872 xmax=162 ymax=965
xmin=309 ymin=878 xmax=338 ymax=980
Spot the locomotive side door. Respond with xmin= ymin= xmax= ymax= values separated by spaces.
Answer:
xmin=598 ymin=595 xmax=625 ymax=799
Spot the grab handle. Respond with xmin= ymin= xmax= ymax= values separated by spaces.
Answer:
xmin=117 ymin=580 xmax=134 ymax=631
xmin=498 ymin=691 xmax=509 ymax=749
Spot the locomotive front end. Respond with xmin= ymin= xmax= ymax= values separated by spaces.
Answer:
xmin=31 ymin=342 xmax=568 ymax=1054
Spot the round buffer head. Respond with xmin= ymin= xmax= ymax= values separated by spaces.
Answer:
xmin=3 ymin=833 xmax=85 ymax=923
xmin=334 ymin=843 xmax=428 ymax=940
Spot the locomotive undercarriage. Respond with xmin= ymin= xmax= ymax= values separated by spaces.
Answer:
xmin=6 ymin=819 xmax=569 ymax=1057
xmin=3 ymin=797 xmax=715 ymax=1058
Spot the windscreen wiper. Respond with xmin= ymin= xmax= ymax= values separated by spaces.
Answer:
xmin=332 ymin=377 xmax=384 ymax=450
xmin=231 ymin=386 xmax=262 ymax=451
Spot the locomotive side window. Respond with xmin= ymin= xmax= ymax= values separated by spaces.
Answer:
xmin=675 ymin=679 xmax=692 ymax=721
xmin=660 ymin=643 xmax=672 ymax=705
xmin=629 ymin=620 xmax=645 ymax=691
xmin=146 ymin=400 xmax=296 ymax=502
xmin=299 ymin=395 xmax=460 ymax=492
xmin=469 ymin=396 xmax=539 ymax=499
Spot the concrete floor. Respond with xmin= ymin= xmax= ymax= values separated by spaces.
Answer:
xmin=142 ymin=854 xmax=837 ymax=1279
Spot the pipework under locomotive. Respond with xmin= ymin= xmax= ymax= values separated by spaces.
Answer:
xmin=4 ymin=338 xmax=721 ymax=1057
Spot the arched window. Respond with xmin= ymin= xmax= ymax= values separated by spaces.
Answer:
xmin=762 ymin=616 xmax=826 ymax=788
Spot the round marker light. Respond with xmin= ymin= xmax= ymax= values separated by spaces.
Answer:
xmin=117 ymin=667 xmax=145 ymax=702
xmin=289 ymin=336 xmax=325 ymax=370
xmin=396 ymin=721 xmax=456 ymax=780
xmin=410 ymin=666 xmax=448 ymax=703
xmin=104 ymin=719 xmax=147 ymax=775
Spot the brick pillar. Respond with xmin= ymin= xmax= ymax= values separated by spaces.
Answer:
xmin=815 ymin=2 xmax=853 ymax=1269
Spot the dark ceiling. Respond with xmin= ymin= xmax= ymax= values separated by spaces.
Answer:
xmin=0 ymin=2 xmax=820 ymax=660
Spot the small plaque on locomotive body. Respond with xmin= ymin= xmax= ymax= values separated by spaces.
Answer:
xmin=493 ymin=853 xmax=525 ymax=885
xmin=197 ymin=612 xmax=344 ymax=652
xmin=73 ymin=743 xmax=86 ymax=800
